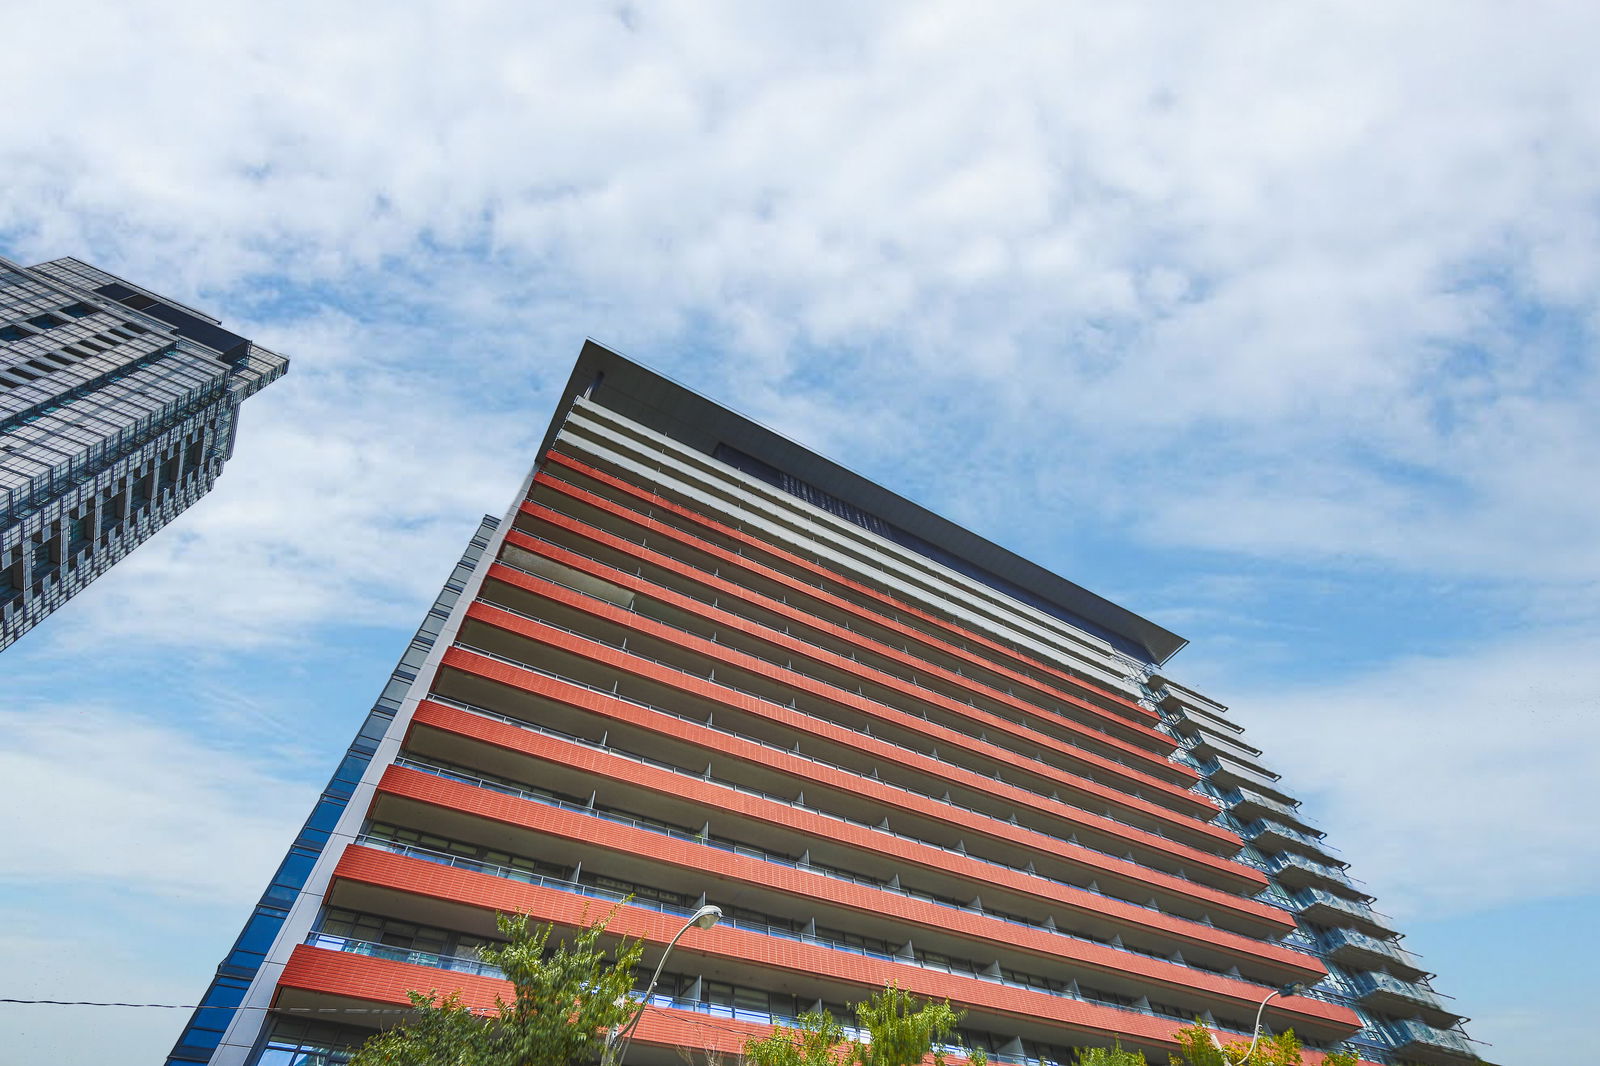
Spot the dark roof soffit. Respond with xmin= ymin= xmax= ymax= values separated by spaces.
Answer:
xmin=538 ymin=340 xmax=1189 ymax=665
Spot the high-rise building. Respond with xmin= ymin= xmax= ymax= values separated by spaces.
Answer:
xmin=175 ymin=343 xmax=1487 ymax=1066
xmin=0 ymin=255 xmax=287 ymax=650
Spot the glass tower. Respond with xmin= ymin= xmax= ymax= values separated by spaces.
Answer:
xmin=176 ymin=342 xmax=1488 ymax=1066
xmin=0 ymin=255 xmax=287 ymax=651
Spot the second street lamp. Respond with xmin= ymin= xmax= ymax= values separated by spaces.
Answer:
xmin=1211 ymin=982 xmax=1308 ymax=1065
xmin=604 ymin=904 xmax=723 ymax=1066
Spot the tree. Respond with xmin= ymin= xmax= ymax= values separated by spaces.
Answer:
xmin=349 ymin=908 xmax=646 ymax=1066
xmin=742 ymin=983 xmax=986 ymax=1066
xmin=1077 ymin=1043 xmax=1148 ymax=1066
xmin=1168 ymin=1023 xmax=1358 ymax=1066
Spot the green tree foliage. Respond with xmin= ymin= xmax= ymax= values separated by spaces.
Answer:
xmin=1168 ymin=1023 xmax=1358 ymax=1066
xmin=1077 ymin=1043 xmax=1148 ymax=1066
xmin=348 ymin=909 xmax=646 ymax=1066
xmin=743 ymin=984 xmax=986 ymax=1066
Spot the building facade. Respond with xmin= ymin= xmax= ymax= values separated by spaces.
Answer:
xmin=0 ymin=255 xmax=287 ymax=650
xmin=173 ymin=343 xmax=1487 ymax=1066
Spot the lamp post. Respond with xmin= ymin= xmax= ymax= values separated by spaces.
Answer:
xmin=1211 ymin=982 xmax=1306 ymax=1065
xmin=604 ymin=904 xmax=722 ymax=1066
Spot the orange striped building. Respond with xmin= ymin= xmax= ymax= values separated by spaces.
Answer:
xmin=169 ymin=343 xmax=1486 ymax=1066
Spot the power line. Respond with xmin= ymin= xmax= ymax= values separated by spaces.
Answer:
xmin=0 ymin=999 xmax=420 ymax=1014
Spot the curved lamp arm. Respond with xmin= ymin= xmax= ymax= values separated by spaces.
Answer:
xmin=1211 ymin=983 xmax=1305 ymax=1065
xmin=604 ymin=904 xmax=722 ymax=1066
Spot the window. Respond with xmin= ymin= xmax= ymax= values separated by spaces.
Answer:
xmin=0 ymin=323 xmax=37 ymax=342
xmin=31 ymin=535 xmax=56 ymax=572
xmin=59 ymin=302 xmax=97 ymax=318
xmin=26 ymin=312 xmax=66 ymax=330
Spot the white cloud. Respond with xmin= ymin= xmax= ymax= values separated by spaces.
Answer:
xmin=0 ymin=703 xmax=309 ymax=901
xmin=1 ymin=0 xmax=1597 ymax=643
xmin=1222 ymin=630 xmax=1600 ymax=919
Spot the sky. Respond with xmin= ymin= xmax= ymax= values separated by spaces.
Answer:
xmin=1 ymin=1 xmax=1597 ymax=1063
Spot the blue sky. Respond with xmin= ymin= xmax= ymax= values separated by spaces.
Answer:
xmin=2 ymin=2 xmax=1597 ymax=1063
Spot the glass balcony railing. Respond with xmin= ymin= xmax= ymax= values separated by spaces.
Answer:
xmin=423 ymin=681 xmax=1246 ymax=910
xmin=1238 ymin=818 xmax=1327 ymax=851
xmin=388 ymin=751 xmax=1321 ymax=988
xmin=1225 ymin=787 xmax=1310 ymax=826
xmin=1352 ymin=971 xmax=1444 ymax=1012
xmin=483 ymin=551 xmax=1184 ymax=790
xmin=305 ymin=932 xmax=504 ymax=979
xmin=1386 ymin=1018 xmax=1475 ymax=1057
xmin=353 ymin=832 xmax=1320 ymax=1022
xmin=1321 ymin=928 xmax=1422 ymax=974
xmin=528 ymin=484 xmax=1152 ymax=735
xmin=1294 ymin=887 xmax=1384 ymax=926
xmin=1267 ymin=851 xmax=1356 ymax=890
xmin=311 ymin=851 xmax=1281 ymax=1048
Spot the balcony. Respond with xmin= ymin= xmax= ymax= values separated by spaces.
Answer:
xmin=1294 ymin=888 xmax=1394 ymax=936
xmin=306 ymin=931 xmax=503 ymax=979
xmin=1226 ymin=788 xmax=1317 ymax=833
xmin=1196 ymin=756 xmax=1300 ymax=807
xmin=352 ymin=832 xmax=1327 ymax=1029
xmin=1322 ymin=929 xmax=1428 ymax=982
xmin=382 ymin=755 xmax=1324 ymax=987
xmin=1386 ymin=1018 xmax=1477 ymax=1062
xmin=1352 ymin=972 xmax=1461 ymax=1030
xmin=1267 ymin=852 xmax=1357 ymax=894
xmin=407 ymin=693 xmax=1284 ymax=941
xmin=484 ymin=542 xmax=1209 ymax=813
xmin=1238 ymin=818 xmax=1339 ymax=865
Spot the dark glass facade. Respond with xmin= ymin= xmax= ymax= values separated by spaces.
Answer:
xmin=0 ymin=255 xmax=287 ymax=651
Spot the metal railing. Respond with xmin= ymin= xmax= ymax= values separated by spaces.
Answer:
xmin=424 ymin=681 xmax=1248 ymax=907
xmin=388 ymin=754 xmax=1322 ymax=983
xmin=1352 ymin=971 xmax=1445 ymax=1012
xmin=526 ymin=486 xmax=1154 ymax=734
xmin=480 ymin=552 xmax=1183 ymax=783
xmin=306 ymin=932 xmax=503 ymax=979
xmin=324 ymin=840 xmax=1284 ymax=1045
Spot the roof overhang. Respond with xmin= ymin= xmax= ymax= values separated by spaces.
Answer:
xmin=538 ymin=340 xmax=1189 ymax=666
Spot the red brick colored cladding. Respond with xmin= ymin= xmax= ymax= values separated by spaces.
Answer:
xmin=376 ymin=761 xmax=1325 ymax=985
xmin=324 ymin=844 xmax=1359 ymax=1035
xmin=480 ymin=546 xmax=1242 ymax=855
xmin=505 ymin=508 xmax=1205 ymax=815
xmin=541 ymin=448 xmax=1158 ymax=727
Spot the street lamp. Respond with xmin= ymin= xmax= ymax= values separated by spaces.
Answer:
xmin=1211 ymin=982 xmax=1306 ymax=1065
xmin=604 ymin=904 xmax=722 ymax=1066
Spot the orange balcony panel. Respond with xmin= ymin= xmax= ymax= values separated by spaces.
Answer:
xmin=328 ymin=845 xmax=1361 ymax=1036
xmin=435 ymin=634 xmax=1255 ymax=888
xmin=478 ymin=560 xmax=1195 ymax=811
xmin=408 ymin=697 xmax=1288 ymax=933
xmin=457 ymin=569 xmax=1216 ymax=845
xmin=467 ymin=551 xmax=1226 ymax=844
xmin=488 ymin=534 xmax=1180 ymax=777
xmin=540 ymin=448 xmax=1164 ymax=729
xmin=488 ymin=530 xmax=1205 ymax=816
xmin=276 ymin=943 xmax=764 ymax=1059
xmin=538 ymin=451 xmax=1164 ymax=730
xmin=415 ymin=691 xmax=1265 ymax=916
xmin=280 ymin=939 xmax=1368 ymax=1066
xmin=375 ymin=763 xmax=1321 ymax=980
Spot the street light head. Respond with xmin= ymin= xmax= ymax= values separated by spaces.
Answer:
xmin=690 ymin=904 xmax=722 ymax=930
xmin=1277 ymin=982 xmax=1307 ymax=998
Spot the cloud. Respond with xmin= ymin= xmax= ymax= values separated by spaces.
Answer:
xmin=1223 ymin=630 xmax=1600 ymax=919
xmin=0 ymin=703 xmax=310 ymax=902
xmin=2 ymin=0 xmax=1598 ymax=651
xmin=31 ymin=307 xmax=539 ymax=649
